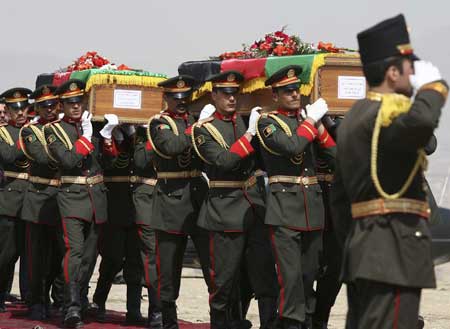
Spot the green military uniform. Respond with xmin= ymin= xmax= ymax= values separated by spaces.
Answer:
xmin=192 ymin=71 xmax=267 ymax=329
xmin=149 ymin=75 xmax=209 ymax=329
xmin=0 ymin=88 xmax=32 ymax=312
xmin=43 ymin=80 xmax=107 ymax=328
xmin=331 ymin=14 xmax=448 ymax=329
xmin=132 ymin=125 xmax=162 ymax=328
xmin=20 ymin=85 xmax=64 ymax=319
xmin=312 ymin=143 xmax=342 ymax=329
xmin=92 ymin=126 xmax=145 ymax=324
xmin=256 ymin=66 xmax=336 ymax=328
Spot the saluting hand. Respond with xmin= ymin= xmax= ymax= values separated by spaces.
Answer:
xmin=409 ymin=60 xmax=442 ymax=91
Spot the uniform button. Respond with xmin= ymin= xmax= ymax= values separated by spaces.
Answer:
xmin=219 ymin=194 xmax=223 ymax=198
xmin=7 ymin=188 xmax=11 ymax=191
xmin=415 ymin=231 xmax=423 ymax=238
xmin=130 ymin=170 xmax=134 ymax=174
xmin=193 ymin=187 xmax=197 ymax=191
xmin=87 ymin=170 xmax=90 ymax=173
xmin=66 ymin=189 xmax=70 ymax=192
xmin=37 ymin=190 xmax=40 ymax=193
xmin=305 ymin=185 xmax=309 ymax=189
xmin=130 ymin=184 xmax=134 ymax=188
xmin=426 ymin=208 xmax=431 ymax=214
xmin=282 ymin=189 xmax=286 ymax=192
xmin=168 ymin=193 xmax=171 ymax=196
xmin=89 ymin=184 xmax=93 ymax=188
xmin=304 ymin=168 xmax=308 ymax=172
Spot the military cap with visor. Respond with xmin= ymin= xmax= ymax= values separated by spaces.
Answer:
xmin=209 ymin=70 xmax=244 ymax=94
xmin=357 ymin=14 xmax=418 ymax=66
xmin=55 ymin=79 xmax=86 ymax=103
xmin=30 ymin=85 xmax=59 ymax=107
xmin=265 ymin=65 xmax=303 ymax=91
xmin=0 ymin=87 xmax=32 ymax=109
xmin=158 ymin=75 xmax=198 ymax=100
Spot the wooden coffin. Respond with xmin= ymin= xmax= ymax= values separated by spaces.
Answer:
xmin=188 ymin=54 xmax=366 ymax=116
xmin=88 ymin=84 xmax=165 ymax=123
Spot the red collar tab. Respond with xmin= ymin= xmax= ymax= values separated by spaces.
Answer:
xmin=164 ymin=110 xmax=188 ymax=120
xmin=62 ymin=115 xmax=80 ymax=124
xmin=214 ymin=111 xmax=236 ymax=123
xmin=277 ymin=108 xmax=298 ymax=117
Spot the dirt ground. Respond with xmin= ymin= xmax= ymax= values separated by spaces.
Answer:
xmin=11 ymin=260 xmax=450 ymax=328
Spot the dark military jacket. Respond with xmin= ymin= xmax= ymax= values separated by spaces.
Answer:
xmin=256 ymin=110 xmax=336 ymax=231
xmin=149 ymin=111 xmax=207 ymax=234
xmin=20 ymin=121 xmax=60 ymax=225
xmin=0 ymin=124 xmax=30 ymax=218
xmin=102 ymin=132 xmax=136 ymax=227
xmin=331 ymin=82 xmax=448 ymax=288
xmin=193 ymin=113 xmax=264 ymax=232
xmin=133 ymin=126 xmax=157 ymax=226
xmin=44 ymin=118 xmax=107 ymax=223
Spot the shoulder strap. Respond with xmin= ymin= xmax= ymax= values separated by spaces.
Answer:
xmin=202 ymin=123 xmax=229 ymax=149
xmin=191 ymin=123 xmax=212 ymax=165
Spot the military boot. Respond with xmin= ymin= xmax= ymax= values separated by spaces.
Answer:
xmin=63 ymin=283 xmax=83 ymax=328
xmin=125 ymin=284 xmax=145 ymax=325
xmin=162 ymin=301 xmax=178 ymax=329
xmin=0 ymin=292 xmax=6 ymax=313
xmin=210 ymin=309 xmax=228 ymax=329
xmin=92 ymin=276 xmax=112 ymax=323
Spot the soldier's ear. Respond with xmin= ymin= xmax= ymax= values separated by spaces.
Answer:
xmin=385 ymin=65 xmax=401 ymax=84
xmin=272 ymin=90 xmax=279 ymax=103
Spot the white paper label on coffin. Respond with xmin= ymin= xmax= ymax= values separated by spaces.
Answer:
xmin=113 ymin=89 xmax=142 ymax=109
xmin=337 ymin=76 xmax=366 ymax=100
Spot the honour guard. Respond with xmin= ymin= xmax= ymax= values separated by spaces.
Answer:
xmin=92 ymin=117 xmax=145 ymax=325
xmin=191 ymin=71 xmax=266 ymax=329
xmin=20 ymin=85 xmax=64 ymax=319
xmin=147 ymin=75 xmax=210 ymax=329
xmin=331 ymin=14 xmax=448 ymax=329
xmin=43 ymin=79 xmax=108 ymax=328
xmin=256 ymin=66 xmax=336 ymax=329
xmin=0 ymin=87 xmax=32 ymax=312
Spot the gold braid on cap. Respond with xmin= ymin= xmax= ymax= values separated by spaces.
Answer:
xmin=368 ymin=92 xmax=428 ymax=199
xmin=146 ymin=114 xmax=179 ymax=160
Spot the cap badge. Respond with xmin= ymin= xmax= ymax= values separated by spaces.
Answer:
xmin=287 ymin=69 xmax=295 ymax=78
xmin=176 ymin=80 xmax=186 ymax=88
xmin=13 ymin=91 xmax=21 ymax=98
xmin=42 ymin=86 xmax=50 ymax=95
xmin=227 ymin=73 xmax=236 ymax=82
xmin=69 ymin=83 xmax=78 ymax=91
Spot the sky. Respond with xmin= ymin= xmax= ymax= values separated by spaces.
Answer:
xmin=1 ymin=0 xmax=449 ymax=205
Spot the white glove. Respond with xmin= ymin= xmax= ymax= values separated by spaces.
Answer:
xmin=58 ymin=113 xmax=65 ymax=119
xmin=246 ymin=106 xmax=262 ymax=136
xmin=99 ymin=114 xmax=119 ymax=139
xmin=81 ymin=111 xmax=93 ymax=142
xmin=306 ymin=98 xmax=328 ymax=122
xmin=31 ymin=115 xmax=40 ymax=123
xmin=199 ymin=104 xmax=216 ymax=120
xmin=409 ymin=60 xmax=442 ymax=91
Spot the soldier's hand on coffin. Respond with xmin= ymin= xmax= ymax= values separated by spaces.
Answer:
xmin=81 ymin=110 xmax=93 ymax=142
xmin=121 ymin=123 xmax=136 ymax=136
xmin=246 ymin=106 xmax=262 ymax=136
xmin=100 ymin=113 xmax=119 ymax=139
xmin=199 ymin=104 xmax=216 ymax=120
xmin=306 ymin=98 xmax=328 ymax=123
xmin=409 ymin=61 xmax=442 ymax=91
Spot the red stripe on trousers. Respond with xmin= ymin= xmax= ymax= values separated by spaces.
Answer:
xmin=393 ymin=288 xmax=400 ymax=329
xmin=61 ymin=219 xmax=71 ymax=283
xmin=269 ymin=227 xmax=285 ymax=318
xmin=208 ymin=232 xmax=216 ymax=305
xmin=137 ymin=226 xmax=150 ymax=288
